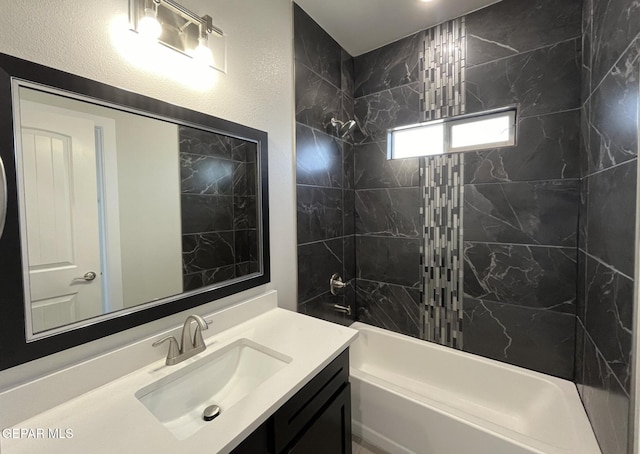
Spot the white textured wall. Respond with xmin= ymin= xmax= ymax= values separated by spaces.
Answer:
xmin=0 ymin=0 xmax=296 ymax=385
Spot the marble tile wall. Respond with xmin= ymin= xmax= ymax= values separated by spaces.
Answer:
xmin=577 ymin=0 xmax=639 ymax=452
xmin=294 ymin=4 xmax=356 ymax=324
xmin=179 ymin=126 xmax=259 ymax=291
xmin=461 ymin=0 xmax=582 ymax=380
xmin=353 ymin=30 xmax=423 ymax=338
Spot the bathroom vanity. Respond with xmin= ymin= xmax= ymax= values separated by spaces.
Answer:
xmin=232 ymin=349 xmax=351 ymax=454
xmin=0 ymin=291 xmax=358 ymax=453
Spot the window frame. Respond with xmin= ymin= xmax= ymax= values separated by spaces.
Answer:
xmin=387 ymin=106 xmax=518 ymax=160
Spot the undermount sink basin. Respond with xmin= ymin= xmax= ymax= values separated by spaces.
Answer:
xmin=135 ymin=338 xmax=292 ymax=440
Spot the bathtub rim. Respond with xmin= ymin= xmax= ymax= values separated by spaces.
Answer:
xmin=349 ymin=321 xmax=601 ymax=454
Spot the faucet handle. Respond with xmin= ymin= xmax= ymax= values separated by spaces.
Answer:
xmin=153 ymin=336 xmax=180 ymax=363
xmin=192 ymin=320 xmax=209 ymax=349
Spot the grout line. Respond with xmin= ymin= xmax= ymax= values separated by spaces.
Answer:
xmin=298 ymin=236 xmax=353 ymax=247
xmin=581 ymin=249 xmax=634 ymax=282
xmin=294 ymin=59 xmax=343 ymax=92
xmin=354 ymin=80 xmax=422 ymax=100
xmin=464 ymin=240 xmax=576 ymax=250
xmin=468 ymin=296 xmax=576 ymax=315
xmin=465 ymin=36 xmax=581 ymax=69
xmin=355 ymin=278 xmax=420 ymax=291
xmin=577 ymin=319 xmax=631 ymax=398
xmin=518 ymin=107 xmax=581 ymax=119
xmin=295 ymin=121 xmax=354 ymax=146
xmin=583 ymin=156 xmax=638 ymax=179
xmin=296 ymin=183 xmax=347 ymax=190
xmin=584 ymin=32 xmax=640 ymax=105
xmin=466 ymin=178 xmax=580 ymax=186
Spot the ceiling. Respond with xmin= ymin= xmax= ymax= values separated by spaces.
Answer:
xmin=295 ymin=0 xmax=503 ymax=56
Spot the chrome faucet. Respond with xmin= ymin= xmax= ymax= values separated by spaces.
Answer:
xmin=153 ymin=314 xmax=209 ymax=366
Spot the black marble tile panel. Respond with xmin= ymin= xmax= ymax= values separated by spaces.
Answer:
xmin=354 ymin=32 xmax=423 ymax=97
xmin=180 ymin=154 xmax=233 ymax=196
xmin=298 ymin=291 xmax=353 ymax=327
xmin=181 ymin=194 xmax=233 ymax=234
xmin=356 ymin=236 xmax=420 ymax=288
xmin=355 ymin=188 xmax=420 ymax=238
xmin=354 ymin=141 xmax=420 ymax=189
xmin=466 ymin=0 xmax=582 ymax=67
xmin=463 ymin=298 xmax=575 ymax=379
xmin=233 ymin=196 xmax=257 ymax=230
xmin=203 ymin=265 xmax=237 ymax=285
xmin=577 ymin=249 xmax=587 ymax=324
xmin=296 ymin=185 xmax=343 ymax=244
xmin=235 ymin=261 xmax=259 ymax=278
xmin=234 ymin=229 xmax=258 ymax=264
xmin=574 ymin=320 xmax=586 ymax=389
xmin=343 ymin=235 xmax=355 ymax=282
xmin=293 ymin=4 xmax=341 ymax=88
xmin=585 ymin=255 xmax=633 ymax=393
xmin=184 ymin=265 xmax=238 ymax=291
xmin=580 ymin=102 xmax=591 ymax=178
xmin=341 ymin=93 xmax=355 ymax=132
xmin=182 ymin=232 xmax=235 ymax=274
xmin=231 ymin=139 xmax=257 ymax=163
xmin=464 ymin=180 xmax=579 ymax=247
xmin=356 ymin=280 xmax=421 ymax=338
xmin=179 ymin=126 xmax=232 ymax=160
xmin=466 ymin=39 xmax=581 ymax=117
xmin=353 ymin=83 xmax=421 ymax=144
xmin=296 ymin=63 xmax=342 ymax=133
xmin=296 ymin=123 xmax=343 ymax=188
xmin=591 ymin=0 xmax=640 ymax=91
xmin=588 ymin=38 xmax=640 ymax=173
xmin=344 ymin=189 xmax=355 ymax=236
xmin=578 ymin=176 xmax=587 ymax=251
xmin=183 ymin=272 xmax=203 ymax=292
xmin=586 ymin=159 xmax=637 ymax=277
xmin=464 ymin=242 xmax=577 ymax=314
xmin=341 ymin=49 xmax=354 ymax=95
xmin=581 ymin=0 xmax=593 ymax=103
xmin=298 ymin=239 xmax=343 ymax=302
xmin=579 ymin=334 xmax=630 ymax=454
xmin=343 ymin=141 xmax=354 ymax=189
xmin=232 ymin=161 xmax=257 ymax=196
xmin=464 ymin=110 xmax=580 ymax=183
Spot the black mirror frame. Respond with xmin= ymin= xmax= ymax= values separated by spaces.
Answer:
xmin=0 ymin=53 xmax=270 ymax=371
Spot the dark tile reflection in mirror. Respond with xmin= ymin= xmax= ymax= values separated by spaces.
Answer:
xmin=179 ymin=126 xmax=259 ymax=291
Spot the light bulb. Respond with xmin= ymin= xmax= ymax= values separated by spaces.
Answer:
xmin=138 ymin=10 xmax=161 ymax=41
xmin=191 ymin=38 xmax=213 ymax=66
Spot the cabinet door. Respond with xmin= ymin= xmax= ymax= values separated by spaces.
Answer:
xmin=288 ymin=383 xmax=352 ymax=454
xmin=231 ymin=420 xmax=273 ymax=454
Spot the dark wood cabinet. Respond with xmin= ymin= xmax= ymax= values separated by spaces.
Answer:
xmin=231 ymin=349 xmax=351 ymax=454
xmin=288 ymin=383 xmax=351 ymax=454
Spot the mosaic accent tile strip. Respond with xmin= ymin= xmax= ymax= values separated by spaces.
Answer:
xmin=419 ymin=18 xmax=466 ymax=348
xmin=421 ymin=154 xmax=464 ymax=348
xmin=420 ymin=17 xmax=466 ymax=121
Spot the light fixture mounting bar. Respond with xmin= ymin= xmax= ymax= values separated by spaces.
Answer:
xmin=129 ymin=0 xmax=224 ymax=64
xmin=157 ymin=0 xmax=223 ymax=37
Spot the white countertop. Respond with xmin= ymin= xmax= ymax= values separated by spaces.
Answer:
xmin=0 ymin=305 xmax=358 ymax=454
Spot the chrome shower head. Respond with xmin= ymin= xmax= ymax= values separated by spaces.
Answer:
xmin=331 ymin=118 xmax=357 ymax=138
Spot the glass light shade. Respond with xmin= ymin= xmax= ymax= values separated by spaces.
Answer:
xmin=191 ymin=39 xmax=214 ymax=66
xmin=138 ymin=14 xmax=162 ymax=41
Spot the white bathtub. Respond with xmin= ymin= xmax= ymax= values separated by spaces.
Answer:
xmin=349 ymin=322 xmax=601 ymax=454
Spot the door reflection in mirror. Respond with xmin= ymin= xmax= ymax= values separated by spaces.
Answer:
xmin=15 ymin=86 xmax=259 ymax=337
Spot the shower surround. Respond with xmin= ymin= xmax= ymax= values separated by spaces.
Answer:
xmin=294 ymin=1 xmax=637 ymax=452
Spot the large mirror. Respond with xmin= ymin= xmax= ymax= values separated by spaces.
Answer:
xmin=0 ymin=53 xmax=269 ymax=370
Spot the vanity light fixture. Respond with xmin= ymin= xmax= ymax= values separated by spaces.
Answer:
xmin=129 ymin=0 xmax=223 ymax=67
xmin=137 ymin=0 xmax=162 ymax=41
